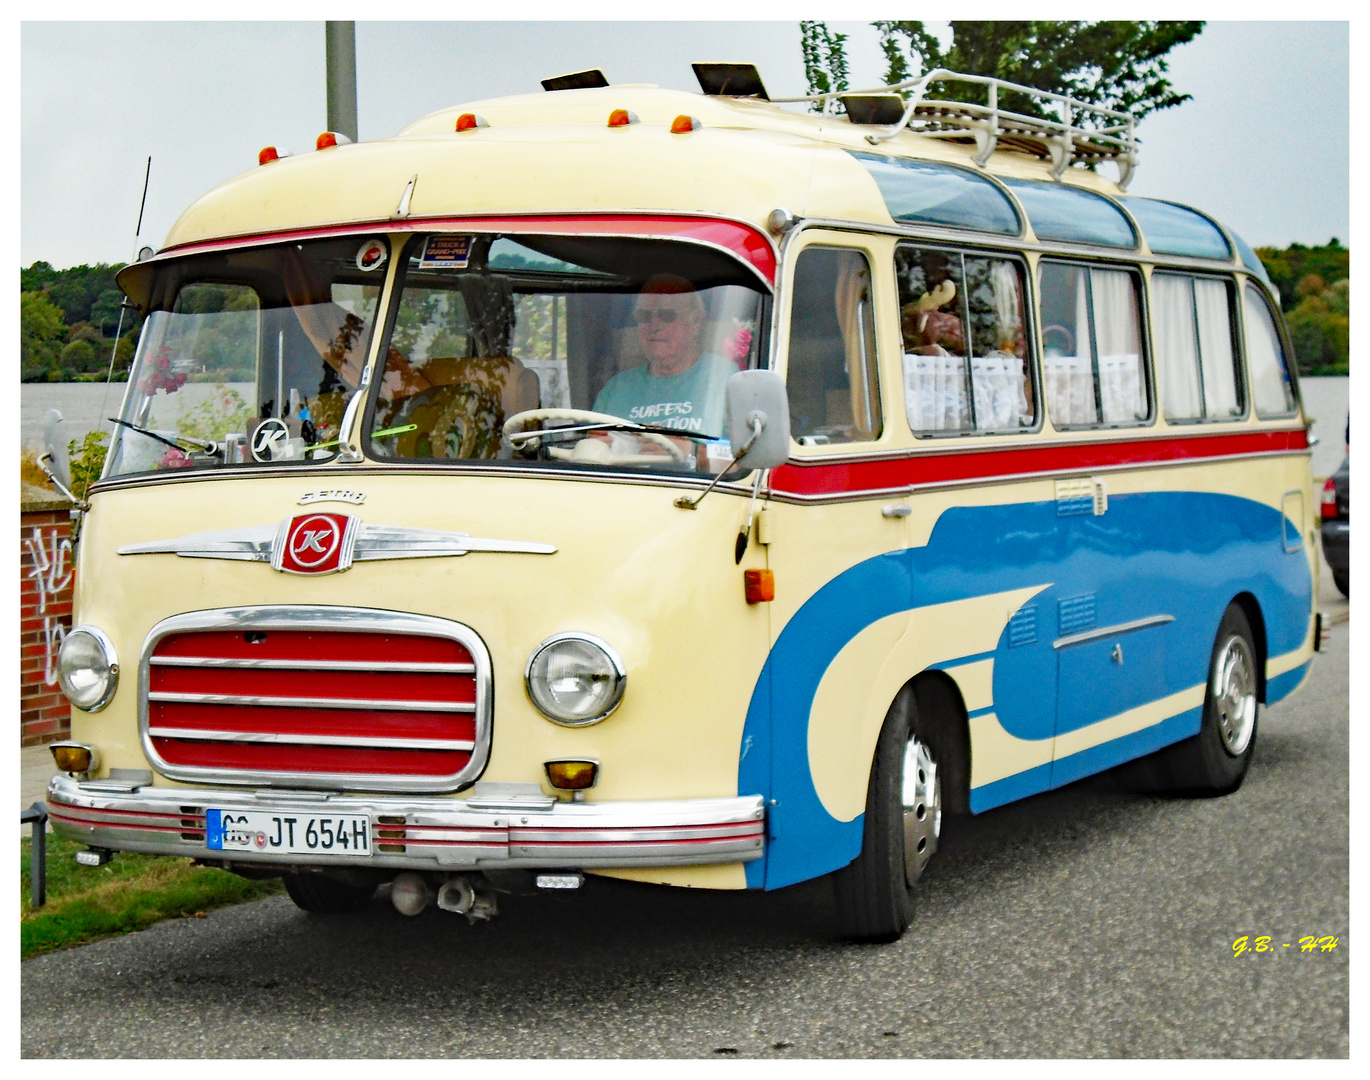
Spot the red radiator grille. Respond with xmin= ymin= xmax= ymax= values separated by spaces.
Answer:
xmin=146 ymin=628 xmax=480 ymax=782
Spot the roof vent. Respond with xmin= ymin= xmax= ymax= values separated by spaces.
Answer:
xmin=840 ymin=94 xmax=906 ymax=126
xmin=542 ymin=69 xmax=609 ymax=92
xmin=693 ymin=63 xmax=768 ymax=100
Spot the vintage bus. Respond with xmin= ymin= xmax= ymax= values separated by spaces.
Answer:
xmin=45 ymin=67 xmax=1317 ymax=941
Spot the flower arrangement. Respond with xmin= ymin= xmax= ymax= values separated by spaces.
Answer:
xmin=157 ymin=447 xmax=195 ymax=469
xmin=138 ymin=345 xmax=188 ymax=396
xmin=727 ymin=325 xmax=754 ymax=368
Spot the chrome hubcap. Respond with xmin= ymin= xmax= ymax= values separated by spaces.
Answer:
xmin=1212 ymin=634 xmax=1257 ymax=756
xmin=901 ymin=736 xmax=942 ymax=887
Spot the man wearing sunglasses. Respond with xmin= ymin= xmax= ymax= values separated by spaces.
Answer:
xmin=592 ymin=273 xmax=737 ymax=442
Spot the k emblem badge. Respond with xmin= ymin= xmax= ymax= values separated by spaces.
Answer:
xmin=271 ymin=512 xmax=359 ymax=575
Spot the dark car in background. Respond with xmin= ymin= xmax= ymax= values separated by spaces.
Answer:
xmin=1321 ymin=455 xmax=1349 ymax=596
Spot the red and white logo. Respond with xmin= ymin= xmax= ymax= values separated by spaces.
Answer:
xmin=356 ymin=238 xmax=387 ymax=271
xmin=271 ymin=512 xmax=358 ymax=575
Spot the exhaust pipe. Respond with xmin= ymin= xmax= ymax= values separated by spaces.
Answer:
xmin=437 ymin=875 xmax=499 ymax=923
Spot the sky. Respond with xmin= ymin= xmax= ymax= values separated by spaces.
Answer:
xmin=20 ymin=18 xmax=1351 ymax=270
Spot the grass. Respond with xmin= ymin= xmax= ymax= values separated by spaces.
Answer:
xmin=20 ymin=831 xmax=283 ymax=960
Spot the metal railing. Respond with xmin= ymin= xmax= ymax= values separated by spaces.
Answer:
xmin=21 ymin=802 xmax=48 ymax=908
xmin=773 ymin=68 xmax=1138 ymax=189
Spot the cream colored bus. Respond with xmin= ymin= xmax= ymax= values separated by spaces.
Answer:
xmin=45 ymin=67 xmax=1316 ymax=940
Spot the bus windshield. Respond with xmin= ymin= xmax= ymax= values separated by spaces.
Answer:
xmin=105 ymin=236 xmax=387 ymax=478
xmin=366 ymin=234 xmax=768 ymax=476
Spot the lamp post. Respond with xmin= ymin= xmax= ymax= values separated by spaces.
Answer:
xmin=325 ymin=21 xmax=358 ymax=142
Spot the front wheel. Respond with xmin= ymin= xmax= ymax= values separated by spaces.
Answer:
xmin=830 ymin=694 xmax=942 ymax=942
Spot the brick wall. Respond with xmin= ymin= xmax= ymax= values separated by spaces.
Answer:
xmin=21 ymin=486 xmax=75 ymax=747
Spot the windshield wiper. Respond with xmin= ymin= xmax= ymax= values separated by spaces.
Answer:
xmin=509 ymin=421 xmax=715 ymax=446
xmin=108 ymin=417 xmax=218 ymax=455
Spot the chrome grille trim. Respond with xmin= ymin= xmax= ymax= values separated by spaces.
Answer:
xmin=150 ymin=656 xmax=476 ymax=674
xmin=138 ymin=605 xmax=493 ymax=794
xmin=146 ymin=727 xmax=476 ymax=751
xmin=147 ymin=690 xmax=476 ymax=713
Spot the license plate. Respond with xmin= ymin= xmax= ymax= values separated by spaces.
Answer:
xmin=206 ymin=809 xmax=371 ymax=857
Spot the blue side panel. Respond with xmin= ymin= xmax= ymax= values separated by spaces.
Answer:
xmin=740 ymin=491 xmax=1312 ymax=891
xmin=1049 ymin=706 xmax=1203 ymax=790
xmin=968 ymin=762 xmax=1054 ymax=813
xmin=1267 ymin=660 xmax=1311 ymax=705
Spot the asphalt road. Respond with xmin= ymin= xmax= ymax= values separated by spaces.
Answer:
xmin=22 ymin=622 xmax=1349 ymax=1059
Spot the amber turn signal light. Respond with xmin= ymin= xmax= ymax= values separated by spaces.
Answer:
xmin=258 ymin=146 xmax=281 ymax=165
xmin=545 ymin=760 xmax=599 ymax=790
xmin=744 ymin=569 xmax=775 ymax=604
xmin=607 ymin=109 xmax=639 ymax=127
xmin=51 ymin=742 xmax=94 ymax=774
xmin=670 ymin=114 xmax=701 ymax=133
xmin=455 ymin=113 xmax=488 ymax=132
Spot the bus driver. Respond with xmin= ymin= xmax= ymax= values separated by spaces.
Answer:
xmin=593 ymin=274 xmax=737 ymax=440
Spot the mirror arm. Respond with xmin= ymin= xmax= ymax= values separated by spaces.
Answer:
xmin=674 ymin=415 xmax=764 ymax=510
xmin=36 ymin=451 xmax=88 ymax=511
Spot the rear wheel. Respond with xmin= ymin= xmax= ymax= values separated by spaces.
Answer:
xmin=282 ymin=872 xmax=376 ymax=914
xmin=1333 ymin=568 xmax=1348 ymax=597
xmin=831 ymin=694 xmax=942 ymax=942
xmin=1117 ymin=603 xmax=1259 ymax=795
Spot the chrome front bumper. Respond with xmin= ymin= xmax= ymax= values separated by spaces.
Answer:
xmin=46 ymin=775 xmax=765 ymax=873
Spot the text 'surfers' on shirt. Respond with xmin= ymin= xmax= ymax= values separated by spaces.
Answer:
xmin=592 ymin=353 xmax=736 ymax=437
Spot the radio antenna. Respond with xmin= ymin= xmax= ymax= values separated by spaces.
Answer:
xmin=100 ymin=156 xmax=154 ymax=433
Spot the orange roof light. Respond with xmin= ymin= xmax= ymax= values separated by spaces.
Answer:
xmin=315 ymin=131 xmax=353 ymax=150
xmin=455 ymin=113 xmax=489 ymax=132
xmin=258 ymin=146 xmax=285 ymax=165
xmin=607 ymin=109 xmax=639 ymax=128
xmin=670 ymin=115 xmax=701 ymax=134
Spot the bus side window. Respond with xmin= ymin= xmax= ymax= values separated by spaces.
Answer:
xmin=897 ymin=245 xmax=1033 ymax=434
xmin=1242 ymin=283 xmax=1299 ymax=418
xmin=786 ymin=246 xmax=882 ymax=444
xmin=1152 ymin=272 xmax=1243 ymax=422
xmin=1039 ymin=262 xmax=1148 ymax=428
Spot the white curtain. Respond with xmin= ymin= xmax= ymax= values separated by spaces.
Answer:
xmin=1194 ymin=278 xmax=1238 ymax=418
xmin=970 ymin=355 xmax=1029 ymax=430
xmin=1091 ymin=268 xmax=1145 ymax=423
xmin=1043 ymin=267 xmax=1097 ymax=426
xmin=1244 ymin=285 xmax=1297 ymax=416
xmin=1152 ymin=274 xmax=1203 ymax=421
xmin=903 ymin=352 xmax=969 ymax=431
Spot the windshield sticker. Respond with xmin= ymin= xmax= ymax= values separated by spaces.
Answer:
xmin=420 ymin=235 xmax=472 ymax=269
xmin=355 ymin=238 xmax=388 ymax=271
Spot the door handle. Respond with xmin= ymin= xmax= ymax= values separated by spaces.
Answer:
xmin=881 ymin=504 xmax=911 ymax=519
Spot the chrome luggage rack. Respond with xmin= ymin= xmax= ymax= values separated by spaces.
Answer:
xmin=775 ymin=68 xmax=1138 ymax=189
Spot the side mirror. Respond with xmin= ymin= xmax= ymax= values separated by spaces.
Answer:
xmin=725 ymin=369 xmax=791 ymax=471
xmin=42 ymin=409 xmax=73 ymax=493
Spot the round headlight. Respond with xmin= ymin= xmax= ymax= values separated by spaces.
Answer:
xmin=525 ymin=633 xmax=626 ymax=726
xmin=57 ymin=626 xmax=119 ymax=712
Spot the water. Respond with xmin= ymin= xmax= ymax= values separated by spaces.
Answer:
xmin=21 ymin=377 xmax=1350 ymax=476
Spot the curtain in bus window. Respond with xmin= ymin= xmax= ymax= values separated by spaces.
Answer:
xmin=1244 ymin=284 xmax=1298 ymax=417
xmin=897 ymin=246 xmax=970 ymax=432
xmin=1194 ymin=278 xmax=1239 ymax=418
xmin=834 ymin=254 xmax=881 ymax=439
xmin=1040 ymin=265 xmax=1096 ymax=427
xmin=1091 ymin=268 xmax=1145 ymax=424
xmin=965 ymin=258 xmax=1031 ymax=431
xmin=1152 ymin=274 xmax=1203 ymax=421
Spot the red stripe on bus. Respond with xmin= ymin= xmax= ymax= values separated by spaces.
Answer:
xmin=769 ymin=428 xmax=1308 ymax=497
xmin=158 ymin=214 xmax=777 ymax=285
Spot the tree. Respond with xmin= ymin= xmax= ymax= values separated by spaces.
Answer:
xmin=802 ymin=21 xmax=1204 ymax=125
xmin=20 ymin=291 xmax=67 ymax=382
xmin=801 ymin=21 xmax=851 ymax=109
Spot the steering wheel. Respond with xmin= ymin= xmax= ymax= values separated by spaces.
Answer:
xmin=501 ymin=408 xmax=690 ymax=462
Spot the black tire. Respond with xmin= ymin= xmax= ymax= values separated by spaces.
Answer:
xmin=1333 ymin=568 xmax=1348 ymax=597
xmin=282 ymin=872 xmax=376 ymax=914
xmin=1117 ymin=603 xmax=1260 ymax=796
xmin=830 ymin=691 xmax=942 ymax=943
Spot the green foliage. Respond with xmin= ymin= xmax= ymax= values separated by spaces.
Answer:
xmin=176 ymin=384 xmax=253 ymax=442
xmin=21 ymin=832 xmax=282 ymax=959
xmin=1253 ymin=241 xmax=1349 ymax=376
xmin=873 ymin=21 xmax=1204 ymax=123
xmin=67 ymin=430 xmax=109 ymax=499
xmin=800 ymin=21 xmax=851 ymax=111
xmin=1255 ymin=239 xmax=1348 ymax=313
xmin=21 ymin=290 xmax=68 ymax=381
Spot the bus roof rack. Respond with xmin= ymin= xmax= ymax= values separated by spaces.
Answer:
xmin=693 ymin=63 xmax=769 ymax=100
xmin=775 ymin=68 xmax=1138 ymax=189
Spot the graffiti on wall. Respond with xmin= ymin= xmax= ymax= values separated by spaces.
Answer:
xmin=26 ymin=526 xmax=73 ymax=685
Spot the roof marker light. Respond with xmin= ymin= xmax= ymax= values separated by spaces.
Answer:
xmin=670 ymin=115 xmax=702 ymax=134
xmin=455 ymin=113 xmax=489 ymax=132
xmin=607 ymin=109 xmax=639 ymax=128
xmin=315 ymin=131 xmax=353 ymax=150
xmin=258 ymin=146 xmax=290 ymax=166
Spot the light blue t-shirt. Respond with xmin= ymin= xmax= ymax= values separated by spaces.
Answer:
xmin=593 ymin=353 xmax=736 ymax=437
